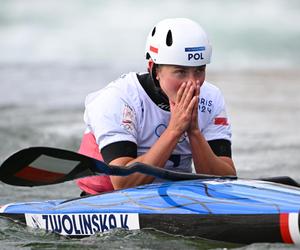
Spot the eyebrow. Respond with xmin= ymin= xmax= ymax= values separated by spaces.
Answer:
xmin=173 ymin=66 xmax=206 ymax=70
xmin=173 ymin=66 xmax=187 ymax=70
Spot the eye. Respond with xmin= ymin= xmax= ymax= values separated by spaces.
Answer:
xmin=197 ymin=66 xmax=206 ymax=72
xmin=194 ymin=67 xmax=205 ymax=75
xmin=174 ymin=69 xmax=186 ymax=76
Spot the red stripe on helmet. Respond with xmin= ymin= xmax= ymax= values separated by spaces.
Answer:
xmin=150 ymin=46 xmax=158 ymax=53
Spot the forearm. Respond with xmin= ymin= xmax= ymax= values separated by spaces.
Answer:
xmin=188 ymin=130 xmax=236 ymax=176
xmin=134 ymin=128 xmax=180 ymax=167
xmin=110 ymin=128 xmax=181 ymax=189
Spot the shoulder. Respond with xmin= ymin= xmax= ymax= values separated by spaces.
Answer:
xmin=85 ymin=72 xmax=141 ymax=108
xmin=201 ymin=81 xmax=222 ymax=96
xmin=199 ymin=80 xmax=228 ymax=120
xmin=200 ymin=81 xmax=225 ymax=105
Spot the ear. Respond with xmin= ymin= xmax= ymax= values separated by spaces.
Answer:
xmin=147 ymin=59 xmax=154 ymax=72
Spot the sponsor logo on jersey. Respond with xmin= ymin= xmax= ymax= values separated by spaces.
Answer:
xmin=121 ymin=104 xmax=136 ymax=133
xmin=199 ymin=98 xmax=213 ymax=114
xmin=155 ymin=124 xmax=186 ymax=143
xmin=25 ymin=213 xmax=140 ymax=236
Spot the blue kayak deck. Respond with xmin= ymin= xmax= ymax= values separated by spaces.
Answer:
xmin=3 ymin=179 xmax=300 ymax=215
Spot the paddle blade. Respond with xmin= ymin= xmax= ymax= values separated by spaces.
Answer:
xmin=0 ymin=147 xmax=100 ymax=186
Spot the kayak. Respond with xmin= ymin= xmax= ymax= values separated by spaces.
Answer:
xmin=1 ymin=178 xmax=300 ymax=244
xmin=0 ymin=147 xmax=300 ymax=244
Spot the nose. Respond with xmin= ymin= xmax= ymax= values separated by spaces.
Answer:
xmin=186 ymin=68 xmax=205 ymax=85
xmin=189 ymin=73 xmax=198 ymax=83
xmin=185 ymin=72 xmax=202 ymax=85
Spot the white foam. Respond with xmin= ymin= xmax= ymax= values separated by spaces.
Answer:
xmin=0 ymin=0 xmax=299 ymax=70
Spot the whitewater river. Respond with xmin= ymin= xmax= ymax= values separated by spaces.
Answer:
xmin=1 ymin=0 xmax=300 ymax=249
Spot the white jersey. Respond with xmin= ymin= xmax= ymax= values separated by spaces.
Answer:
xmin=83 ymin=72 xmax=231 ymax=174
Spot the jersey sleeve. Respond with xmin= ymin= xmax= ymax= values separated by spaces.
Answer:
xmin=84 ymin=82 xmax=138 ymax=151
xmin=201 ymin=89 xmax=232 ymax=142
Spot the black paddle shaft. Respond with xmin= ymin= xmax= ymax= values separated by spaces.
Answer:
xmin=0 ymin=147 xmax=298 ymax=187
xmin=0 ymin=147 xmax=236 ymax=186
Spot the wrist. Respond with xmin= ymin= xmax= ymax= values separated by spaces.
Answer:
xmin=165 ymin=127 xmax=183 ymax=141
xmin=187 ymin=128 xmax=202 ymax=139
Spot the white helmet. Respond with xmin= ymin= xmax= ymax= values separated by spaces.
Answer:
xmin=145 ymin=18 xmax=212 ymax=66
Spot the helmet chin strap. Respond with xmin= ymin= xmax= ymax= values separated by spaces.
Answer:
xmin=148 ymin=60 xmax=170 ymax=106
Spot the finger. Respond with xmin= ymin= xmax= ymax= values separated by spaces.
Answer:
xmin=194 ymin=83 xmax=200 ymax=105
xmin=192 ymin=95 xmax=199 ymax=116
xmin=179 ymin=81 xmax=190 ymax=104
xmin=193 ymin=95 xmax=199 ymax=117
xmin=196 ymin=80 xmax=201 ymax=96
xmin=186 ymin=95 xmax=198 ymax=115
xmin=169 ymin=100 xmax=175 ymax=112
xmin=176 ymin=82 xmax=186 ymax=103
xmin=192 ymin=83 xmax=200 ymax=113
xmin=182 ymin=81 xmax=196 ymax=107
